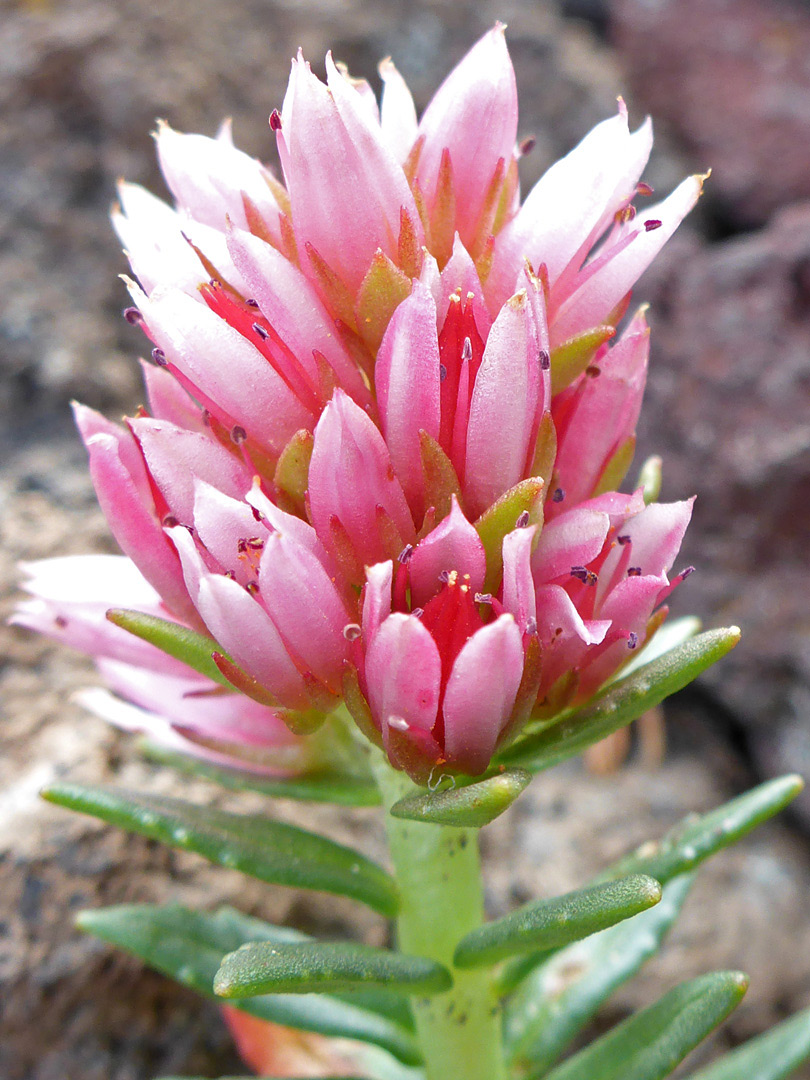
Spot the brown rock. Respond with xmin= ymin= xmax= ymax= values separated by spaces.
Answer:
xmin=612 ymin=0 xmax=810 ymax=227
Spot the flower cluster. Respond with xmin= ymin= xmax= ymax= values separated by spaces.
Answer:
xmin=14 ymin=26 xmax=700 ymax=781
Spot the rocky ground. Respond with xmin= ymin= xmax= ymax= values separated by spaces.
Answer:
xmin=2 ymin=0 xmax=810 ymax=1076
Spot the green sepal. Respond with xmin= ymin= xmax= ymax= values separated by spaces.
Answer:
xmin=475 ymin=477 xmax=544 ymax=593
xmin=77 ymin=904 xmax=421 ymax=1065
xmin=214 ymin=940 xmax=453 ymax=999
xmin=550 ymin=324 xmax=615 ymax=395
xmin=498 ymin=626 xmax=741 ymax=771
xmin=106 ymin=608 xmax=230 ymax=687
xmin=503 ymin=875 xmax=694 ymax=1068
xmin=273 ymin=428 xmax=314 ymax=512
xmin=593 ymin=435 xmax=636 ymax=496
xmin=685 ymin=1006 xmax=810 ymax=1080
xmin=142 ymin=742 xmax=382 ymax=807
xmin=418 ymin=430 xmax=463 ymax=522
xmin=541 ymin=970 xmax=749 ymax=1080
xmin=43 ymin=783 xmax=398 ymax=916
xmin=355 ymin=250 xmax=412 ymax=351
xmin=453 ymin=874 xmax=661 ymax=970
xmin=636 ymin=454 xmax=663 ymax=504
xmin=597 ymin=773 xmax=804 ymax=887
xmin=388 ymin=769 xmax=531 ymax=828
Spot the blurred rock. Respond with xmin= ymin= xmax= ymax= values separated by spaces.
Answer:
xmin=635 ymin=203 xmax=810 ymax=820
xmin=611 ymin=0 xmax=810 ymax=229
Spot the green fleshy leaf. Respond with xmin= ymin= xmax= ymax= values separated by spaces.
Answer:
xmin=106 ymin=608 xmax=230 ymax=687
xmin=540 ymin=970 xmax=748 ymax=1080
xmin=143 ymin=742 xmax=381 ymax=807
xmin=636 ymin=454 xmax=663 ymax=504
xmin=685 ymin=1006 xmax=810 ymax=1080
xmin=503 ymin=875 xmax=694 ymax=1069
xmin=597 ymin=773 xmax=804 ymax=887
xmin=550 ymin=324 xmax=615 ymax=395
xmin=78 ymin=904 xmax=421 ymax=1066
xmin=214 ymin=941 xmax=452 ymax=999
xmin=453 ymin=874 xmax=661 ymax=970
xmin=388 ymin=770 xmax=531 ymax=828
xmin=44 ymin=783 xmax=398 ymax=916
xmin=475 ymin=477 xmax=545 ymax=593
xmin=497 ymin=626 xmax=741 ymax=771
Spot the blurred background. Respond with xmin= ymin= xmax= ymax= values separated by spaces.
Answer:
xmin=2 ymin=0 xmax=810 ymax=1076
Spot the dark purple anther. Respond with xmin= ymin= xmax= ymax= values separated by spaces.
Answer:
xmin=462 ymin=336 xmax=473 ymax=361
xmin=253 ymin=323 xmax=269 ymax=339
xmin=342 ymin=623 xmax=362 ymax=641
xmin=439 ymin=363 xmax=447 ymax=383
xmin=617 ymin=534 xmax=631 ymax=545
xmin=552 ymin=488 xmax=565 ymax=503
xmin=152 ymin=347 xmax=167 ymax=366
xmin=231 ymin=425 xmax=247 ymax=445
xmin=246 ymin=298 xmax=259 ymax=308
xmin=538 ymin=349 xmax=550 ymax=370
xmin=123 ymin=307 xmax=142 ymax=324
xmin=628 ymin=631 xmax=639 ymax=649
xmin=398 ymin=544 xmax=414 ymax=564
xmin=270 ymin=109 xmax=282 ymax=131
xmin=516 ymin=510 xmax=530 ymax=528
xmin=644 ymin=219 xmax=663 ymax=232
xmin=628 ymin=566 xmax=642 ymax=576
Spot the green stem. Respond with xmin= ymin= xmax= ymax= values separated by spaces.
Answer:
xmin=373 ymin=757 xmax=506 ymax=1080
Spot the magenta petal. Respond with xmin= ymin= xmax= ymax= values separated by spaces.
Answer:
xmin=192 ymin=481 xmax=269 ymax=585
xmin=365 ymin=612 xmax=441 ymax=734
xmin=531 ymin=507 xmax=611 ymax=584
xmin=409 ymin=496 xmax=486 ymax=608
xmin=442 ymin=614 xmax=524 ymax=775
xmin=309 ymin=390 xmax=415 ymax=567
xmin=464 ymin=291 xmax=541 ymax=517
xmin=487 ymin=107 xmax=652 ymax=310
xmin=379 ymin=57 xmax=418 ymax=163
xmin=280 ymin=52 xmax=420 ymax=291
xmin=226 ymin=226 xmax=370 ymax=406
xmin=155 ymin=122 xmax=283 ymax=243
xmin=553 ymin=310 xmax=649 ymax=506
xmin=133 ymin=285 xmax=314 ymax=456
xmin=501 ymin=525 xmax=537 ymax=632
xmin=415 ymin=25 xmax=518 ymax=248
xmin=376 ymin=282 xmax=441 ymax=513
xmin=80 ymin=429 xmax=195 ymax=623
xmin=362 ymin=561 xmax=394 ymax=647
xmin=131 ymin=417 xmax=252 ymax=525
xmin=551 ymin=174 xmax=705 ymax=346
xmin=258 ymin=531 xmax=350 ymax=691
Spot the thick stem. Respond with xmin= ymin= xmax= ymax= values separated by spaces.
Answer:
xmin=373 ymin=758 xmax=506 ymax=1080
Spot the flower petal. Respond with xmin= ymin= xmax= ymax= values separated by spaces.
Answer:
xmin=365 ymin=612 xmax=441 ymax=733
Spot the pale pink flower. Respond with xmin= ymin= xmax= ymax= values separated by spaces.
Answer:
xmin=15 ymin=26 xmax=701 ymax=780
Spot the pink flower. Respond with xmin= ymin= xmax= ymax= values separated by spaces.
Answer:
xmin=14 ymin=27 xmax=701 ymax=780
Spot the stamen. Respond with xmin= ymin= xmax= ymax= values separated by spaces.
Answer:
xmin=585 ymin=364 xmax=601 ymax=377
xmin=518 ymin=135 xmax=536 ymax=156
xmin=644 ymin=219 xmax=663 ymax=232
xmin=515 ymin=510 xmax=530 ymax=528
xmin=245 ymin=298 xmax=259 ymax=308
xmin=252 ymin=322 xmax=269 ymax=339
xmin=246 ymin=581 xmax=260 ymax=595
xmin=571 ymin=566 xmax=597 ymax=586
xmin=552 ymin=488 xmax=565 ymax=503
xmin=54 ymin=615 xmax=68 ymax=628
xmin=525 ymin=616 xmax=538 ymax=635
xmin=617 ymin=534 xmax=631 ymax=545
xmin=439 ymin=363 xmax=447 ymax=383
xmin=538 ymin=349 xmax=550 ymax=371
xmin=151 ymin=347 xmax=167 ymax=366
xmin=474 ymin=593 xmax=493 ymax=605
xmin=230 ymin=425 xmax=247 ymax=445
xmin=343 ymin=623 xmax=362 ymax=641
xmin=628 ymin=566 xmax=642 ymax=576
xmin=637 ymin=181 xmax=654 ymax=197
xmin=269 ymin=109 xmax=282 ymax=131
xmin=438 ymin=569 xmax=451 ymax=584
xmin=411 ymin=607 xmax=424 ymax=618
xmin=627 ymin=631 xmax=639 ymax=649
xmin=398 ymin=544 xmax=414 ymax=564
xmin=224 ymin=570 xmax=236 ymax=580
xmin=462 ymin=336 xmax=473 ymax=361
xmin=162 ymin=514 xmax=178 ymax=528
xmin=123 ymin=307 xmax=142 ymax=324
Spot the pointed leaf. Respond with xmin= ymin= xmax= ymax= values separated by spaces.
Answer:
xmin=143 ymin=742 xmax=382 ymax=806
xmin=597 ymin=773 xmax=804 ymax=887
xmin=389 ymin=770 xmax=531 ymax=828
xmin=541 ymin=970 xmax=748 ymax=1080
xmin=77 ymin=904 xmax=421 ymax=1065
xmin=106 ymin=607 xmax=231 ymax=687
xmin=498 ymin=627 xmax=741 ymax=771
xmin=475 ymin=477 xmax=544 ymax=593
xmin=550 ymin=324 xmax=615 ymax=396
xmin=503 ymin=875 xmax=694 ymax=1069
xmin=44 ymin=783 xmax=398 ymax=916
xmin=214 ymin=941 xmax=452 ymax=999
xmin=453 ymin=874 xmax=661 ymax=970
xmin=685 ymin=1006 xmax=810 ymax=1080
